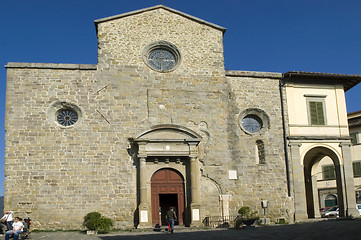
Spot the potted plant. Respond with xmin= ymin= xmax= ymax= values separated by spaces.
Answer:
xmin=235 ymin=206 xmax=259 ymax=228
xmin=83 ymin=212 xmax=113 ymax=234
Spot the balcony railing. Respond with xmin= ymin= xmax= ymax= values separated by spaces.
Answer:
xmin=203 ymin=215 xmax=237 ymax=228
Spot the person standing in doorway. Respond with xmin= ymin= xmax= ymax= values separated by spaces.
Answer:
xmin=166 ymin=207 xmax=177 ymax=233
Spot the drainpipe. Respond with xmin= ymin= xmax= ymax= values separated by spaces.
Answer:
xmin=280 ymin=76 xmax=291 ymax=197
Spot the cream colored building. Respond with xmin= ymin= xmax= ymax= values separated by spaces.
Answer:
xmin=350 ymin=111 xmax=361 ymax=204
xmin=4 ymin=5 xmax=361 ymax=230
xmin=314 ymin=110 xmax=361 ymax=211
xmin=284 ymin=72 xmax=361 ymax=218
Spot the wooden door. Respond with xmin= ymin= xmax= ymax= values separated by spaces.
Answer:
xmin=151 ymin=168 xmax=185 ymax=226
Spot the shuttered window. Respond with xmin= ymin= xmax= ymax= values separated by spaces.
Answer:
xmin=353 ymin=161 xmax=361 ymax=177
xmin=350 ymin=133 xmax=358 ymax=145
xmin=309 ymin=101 xmax=325 ymax=125
xmin=322 ymin=165 xmax=336 ymax=180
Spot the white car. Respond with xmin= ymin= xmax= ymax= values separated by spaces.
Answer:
xmin=321 ymin=206 xmax=339 ymax=218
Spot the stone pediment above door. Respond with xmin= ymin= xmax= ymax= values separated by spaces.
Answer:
xmin=136 ymin=124 xmax=202 ymax=141
xmin=132 ymin=124 xmax=201 ymax=157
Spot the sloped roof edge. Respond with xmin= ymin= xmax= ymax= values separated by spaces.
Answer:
xmin=348 ymin=110 xmax=361 ymax=125
xmin=5 ymin=62 xmax=97 ymax=70
xmin=226 ymin=70 xmax=282 ymax=79
xmin=283 ymin=71 xmax=361 ymax=92
xmin=94 ymin=5 xmax=226 ymax=33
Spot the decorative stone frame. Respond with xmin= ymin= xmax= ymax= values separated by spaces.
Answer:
xmin=130 ymin=124 xmax=202 ymax=227
xmin=305 ymin=95 xmax=327 ymax=126
xmin=47 ymin=101 xmax=82 ymax=128
xmin=142 ymin=40 xmax=181 ymax=73
xmin=238 ymin=108 xmax=270 ymax=135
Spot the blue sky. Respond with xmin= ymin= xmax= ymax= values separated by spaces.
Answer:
xmin=1 ymin=0 xmax=361 ymax=196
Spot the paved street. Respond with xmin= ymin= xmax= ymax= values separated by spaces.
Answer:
xmin=8 ymin=219 xmax=361 ymax=240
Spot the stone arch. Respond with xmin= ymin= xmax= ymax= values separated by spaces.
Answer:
xmin=135 ymin=124 xmax=202 ymax=140
xmin=302 ymin=145 xmax=341 ymax=166
xmin=151 ymin=167 xmax=184 ymax=182
xmin=303 ymin=146 xmax=344 ymax=218
xmin=200 ymin=176 xmax=222 ymax=218
xmin=324 ymin=194 xmax=338 ymax=207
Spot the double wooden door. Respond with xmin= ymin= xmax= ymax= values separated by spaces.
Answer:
xmin=151 ymin=168 xmax=185 ymax=226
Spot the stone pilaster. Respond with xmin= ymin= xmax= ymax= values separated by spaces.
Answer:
xmin=190 ymin=156 xmax=201 ymax=225
xmin=137 ymin=139 xmax=151 ymax=228
xmin=340 ymin=142 xmax=359 ymax=217
xmin=311 ymin=175 xmax=321 ymax=218
xmin=189 ymin=142 xmax=201 ymax=226
xmin=138 ymin=156 xmax=151 ymax=227
xmin=289 ymin=142 xmax=308 ymax=221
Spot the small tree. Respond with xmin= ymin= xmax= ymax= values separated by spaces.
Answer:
xmin=235 ymin=206 xmax=259 ymax=228
xmin=83 ymin=212 xmax=113 ymax=234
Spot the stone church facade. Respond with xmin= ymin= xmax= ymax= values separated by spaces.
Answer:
xmin=4 ymin=5 xmax=361 ymax=230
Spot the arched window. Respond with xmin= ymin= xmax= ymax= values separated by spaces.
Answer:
xmin=325 ymin=194 xmax=337 ymax=207
xmin=256 ymin=140 xmax=265 ymax=164
xmin=356 ymin=190 xmax=361 ymax=204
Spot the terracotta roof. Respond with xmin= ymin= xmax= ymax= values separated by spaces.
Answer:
xmin=349 ymin=120 xmax=361 ymax=127
xmin=348 ymin=110 xmax=361 ymax=117
xmin=348 ymin=110 xmax=361 ymax=127
xmin=283 ymin=71 xmax=361 ymax=91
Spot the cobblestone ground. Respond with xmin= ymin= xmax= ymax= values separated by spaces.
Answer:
xmin=6 ymin=219 xmax=361 ymax=240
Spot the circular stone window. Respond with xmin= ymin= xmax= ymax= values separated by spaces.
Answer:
xmin=241 ymin=115 xmax=262 ymax=133
xmin=143 ymin=41 xmax=181 ymax=72
xmin=238 ymin=108 xmax=270 ymax=135
xmin=47 ymin=101 xmax=82 ymax=128
xmin=57 ymin=109 xmax=78 ymax=126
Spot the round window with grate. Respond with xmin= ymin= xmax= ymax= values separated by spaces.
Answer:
xmin=57 ymin=109 xmax=78 ymax=126
xmin=148 ymin=48 xmax=176 ymax=72
xmin=241 ymin=115 xmax=263 ymax=133
xmin=238 ymin=108 xmax=270 ymax=135
xmin=143 ymin=41 xmax=181 ymax=73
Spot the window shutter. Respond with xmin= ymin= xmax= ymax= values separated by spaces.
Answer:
xmin=316 ymin=101 xmax=325 ymax=125
xmin=353 ymin=162 xmax=361 ymax=177
xmin=310 ymin=102 xmax=318 ymax=125
xmin=351 ymin=133 xmax=357 ymax=145
xmin=309 ymin=101 xmax=325 ymax=125
xmin=323 ymin=165 xmax=336 ymax=180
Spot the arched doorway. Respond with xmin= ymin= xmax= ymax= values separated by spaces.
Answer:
xmin=303 ymin=146 xmax=344 ymax=218
xmin=151 ymin=168 xmax=185 ymax=226
xmin=325 ymin=194 xmax=338 ymax=207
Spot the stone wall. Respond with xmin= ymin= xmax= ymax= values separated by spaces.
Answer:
xmin=5 ymin=63 xmax=138 ymax=229
xmin=199 ymin=71 xmax=292 ymax=221
xmin=96 ymin=7 xmax=225 ymax=77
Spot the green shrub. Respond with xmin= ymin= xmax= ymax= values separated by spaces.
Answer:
xmin=237 ymin=206 xmax=259 ymax=220
xmin=83 ymin=212 xmax=101 ymax=228
xmin=235 ymin=206 xmax=259 ymax=228
xmin=83 ymin=212 xmax=113 ymax=233
xmin=276 ymin=218 xmax=288 ymax=224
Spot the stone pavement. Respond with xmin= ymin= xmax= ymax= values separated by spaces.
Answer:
xmin=5 ymin=219 xmax=361 ymax=240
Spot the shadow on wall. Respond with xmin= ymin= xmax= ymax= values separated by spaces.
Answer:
xmin=0 ymin=196 xmax=3 ymax=216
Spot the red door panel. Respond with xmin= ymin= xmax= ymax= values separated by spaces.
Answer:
xmin=151 ymin=168 xmax=185 ymax=226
